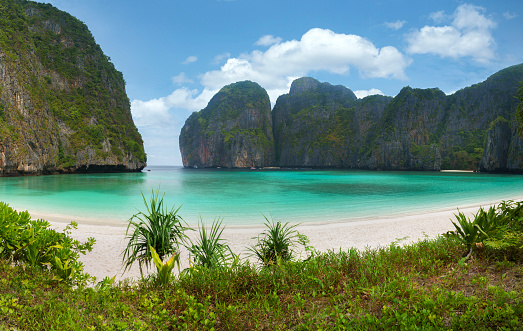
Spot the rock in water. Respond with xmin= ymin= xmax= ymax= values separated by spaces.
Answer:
xmin=179 ymin=81 xmax=274 ymax=168
xmin=0 ymin=0 xmax=146 ymax=176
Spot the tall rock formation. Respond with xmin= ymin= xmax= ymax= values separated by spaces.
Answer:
xmin=273 ymin=77 xmax=364 ymax=167
xmin=0 ymin=0 xmax=146 ymax=176
xmin=179 ymin=81 xmax=274 ymax=168
xmin=364 ymin=87 xmax=446 ymax=170
xmin=179 ymin=63 xmax=523 ymax=172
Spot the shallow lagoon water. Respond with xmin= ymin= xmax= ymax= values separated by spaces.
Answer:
xmin=1 ymin=166 xmax=523 ymax=226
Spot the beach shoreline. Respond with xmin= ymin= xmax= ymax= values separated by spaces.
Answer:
xmin=34 ymin=196 xmax=520 ymax=282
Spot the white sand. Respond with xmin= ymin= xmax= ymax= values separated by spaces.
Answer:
xmin=30 ymin=198 xmax=520 ymax=283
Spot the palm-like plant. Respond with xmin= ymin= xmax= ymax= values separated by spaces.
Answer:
xmin=248 ymin=216 xmax=299 ymax=267
xmin=122 ymin=188 xmax=188 ymax=276
xmin=185 ymin=218 xmax=236 ymax=270
xmin=450 ymin=206 xmax=508 ymax=260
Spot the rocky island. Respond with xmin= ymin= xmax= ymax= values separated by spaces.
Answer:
xmin=180 ymin=63 xmax=523 ymax=172
xmin=179 ymin=81 xmax=274 ymax=168
xmin=0 ymin=0 xmax=146 ymax=176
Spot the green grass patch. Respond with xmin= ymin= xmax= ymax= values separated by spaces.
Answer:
xmin=2 ymin=199 xmax=523 ymax=329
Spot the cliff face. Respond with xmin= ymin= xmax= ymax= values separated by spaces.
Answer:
xmin=179 ymin=81 xmax=274 ymax=168
xmin=180 ymin=64 xmax=523 ymax=172
xmin=0 ymin=0 xmax=146 ymax=176
xmin=273 ymin=77 xmax=359 ymax=167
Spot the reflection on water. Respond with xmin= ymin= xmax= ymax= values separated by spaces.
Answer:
xmin=0 ymin=166 xmax=522 ymax=226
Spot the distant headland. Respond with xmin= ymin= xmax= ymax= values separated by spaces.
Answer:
xmin=180 ymin=64 xmax=523 ymax=173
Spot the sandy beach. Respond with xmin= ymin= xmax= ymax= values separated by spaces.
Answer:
xmin=23 ymin=197 xmax=517 ymax=283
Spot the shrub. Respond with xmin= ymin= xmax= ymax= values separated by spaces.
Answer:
xmin=0 ymin=202 xmax=95 ymax=286
xmin=184 ymin=218 xmax=237 ymax=271
xmin=248 ymin=216 xmax=300 ymax=267
xmin=150 ymin=245 xmax=179 ymax=286
xmin=122 ymin=188 xmax=189 ymax=276
xmin=449 ymin=200 xmax=523 ymax=260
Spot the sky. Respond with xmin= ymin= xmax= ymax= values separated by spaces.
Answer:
xmin=37 ymin=0 xmax=523 ymax=166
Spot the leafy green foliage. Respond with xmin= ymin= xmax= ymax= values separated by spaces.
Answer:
xmin=0 ymin=0 xmax=146 ymax=166
xmin=3 ymin=200 xmax=523 ymax=329
xmin=450 ymin=208 xmax=498 ymax=250
xmin=3 ymin=231 xmax=523 ymax=330
xmin=449 ymin=200 xmax=523 ymax=262
xmin=150 ymin=245 xmax=179 ymax=287
xmin=0 ymin=201 xmax=95 ymax=285
xmin=248 ymin=217 xmax=301 ymax=266
xmin=184 ymin=218 xmax=237 ymax=271
xmin=122 ymin=189 xmax=189 ymax=276
xmin=517 ymin=82 xmax=523 ymax=134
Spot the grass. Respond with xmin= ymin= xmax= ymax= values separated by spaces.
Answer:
xmin=1 ymin=199 xmax=523 ymax=329
xmin=1 ymin=233 xmax=523 ymax=329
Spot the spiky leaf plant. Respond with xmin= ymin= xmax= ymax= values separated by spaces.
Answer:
xmin=184 ymin=218 xmax=236 ymax=270
xmin=122 ymin=188 xmax=188 ymax=276
xmin=249 ymin=216 xmax=299 ymax=267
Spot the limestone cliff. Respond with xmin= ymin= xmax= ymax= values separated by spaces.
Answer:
xmin=272 ymin=64 xmax=523 ymax=171
xmin=179 ymin=81 xmax=274 ymax=168
xmin=180 ymin=64 xmax=523 ymax=172
xmin=0 ymin=0 xmax=146 ymax=176
xmin=272 ymin=77 xmax=360 ymax=167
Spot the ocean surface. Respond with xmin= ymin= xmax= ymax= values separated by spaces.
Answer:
xmin=1 ymin=166 xmax=523 ymax=226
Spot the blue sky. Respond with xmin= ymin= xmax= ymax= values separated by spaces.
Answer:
xmin=38 ymin=0 xmax=522 ymax=165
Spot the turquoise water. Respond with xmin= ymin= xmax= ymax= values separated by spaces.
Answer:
xmin=1 ymin=166 xmax=523 ymax=226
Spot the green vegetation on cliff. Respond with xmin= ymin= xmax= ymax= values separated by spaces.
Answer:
xmin=0 ymin=0 xmax=145 ymax=174
xmin=180 ymin=64 xmax=523 ymax=171
xmin=180 ymin=81 xmax=274 ymax=168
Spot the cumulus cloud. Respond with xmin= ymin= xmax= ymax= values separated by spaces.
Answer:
xmin=172 ymin=72 xmax=193 ymax=85
xmin=255 ymin=35 xmax=283 ymax=46
xmin=131 ymin=87 xmax=214 ymax=128
xmin=201 ymin=28 xmax=410 ymax=99
xmin=182 ymin=55 xmax=198 ymax=64
xmin=354 ymin=88 xmax=385 ymax=99
xmin=384 ymin=20 xmax=406 ymax=30
xmin=407 ymin=4 xmax=497 ymax=63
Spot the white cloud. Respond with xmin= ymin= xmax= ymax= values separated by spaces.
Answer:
xmin=255 ymin=35 xmax=283 ymax=46
xmin=203 ymin=28 xmax=410 ymax=89
xmin=407 ymin=4 xmax=497 ymax=63
xmin=354 ymin=88 xmax=385 ymax=99
xmin=182 ymin=55 xmax=198 ymax=64
xmin=131 ymin=87 xmax=213 ymax=128
xmin=384 ymin=20 xmax=406 ymax=30
xmin=503 ymin=11 xmax=517 ymax=20
xmin=172 ymin=72 xmax=193 ymax=85
xmin=135 ymin=28 xmax=412 ymax=165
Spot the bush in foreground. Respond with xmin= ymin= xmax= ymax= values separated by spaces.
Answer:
xmin=0 ymin=202 xmax=95 ymax=286
xmin=2 ymin=200 xmax=523 ymax=329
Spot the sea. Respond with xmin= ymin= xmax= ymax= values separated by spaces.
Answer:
xmin=1 ymin=166 xmax=522 ymax=226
